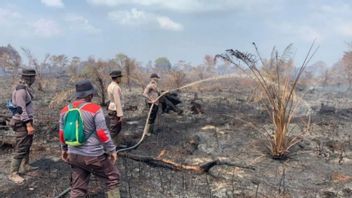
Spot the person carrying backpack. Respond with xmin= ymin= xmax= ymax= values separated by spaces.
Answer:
xmin=8 ymin=69 xmax=38 ymax=184
xmin=59 ymin=80 xmax=120 ymax=198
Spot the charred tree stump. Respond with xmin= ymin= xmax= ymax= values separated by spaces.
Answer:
xmin=190 ymin=101 xmax=204 ymax=114
xmin=190 ymin=93 xmax=204 ymax=114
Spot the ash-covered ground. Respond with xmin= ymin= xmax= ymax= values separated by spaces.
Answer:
xmin=1 ymin=77 xmax=352 ymax=198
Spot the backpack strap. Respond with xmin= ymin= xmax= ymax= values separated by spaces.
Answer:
xmin=78 ymin=102 xmax=88 ymax=109
xmin=67 ymin=102 xmax=87 ymax=110
xmin=68 ymin=104 xmax=73 ymax=110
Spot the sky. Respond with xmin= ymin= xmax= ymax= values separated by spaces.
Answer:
xmin=1 ymin=0 xmax=352 ymax=66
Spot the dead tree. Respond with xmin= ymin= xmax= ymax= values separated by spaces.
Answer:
xmin=21 ymin=48 xmax=50 ymax=92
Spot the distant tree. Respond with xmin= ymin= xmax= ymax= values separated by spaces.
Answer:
xmin=321 ymin=69 xmax=330 ymax=87
xmin=114 ymin=53 xmax=127 ymax=69
xmin=21 ymin=48 xmax=50 ymax=91
xmin=81 ymin=57 xmax=108 ymax=106
xmin=0 ymin=44 xmax=21 ymax=78
xmin=204 ymin=54 xmax=215 ymax=73
xmin=125 ymin=58 xmax=138 ymax=91
xmin=170 ymin=70 xmax=186 ymax=88
xmin=146 ymin=60 xmax=153 ymax=72
xmin=174 ymin=60 xmax=192 ymax=72
xmin=305 ymin=61 xmax=328 ymax=87
xmin=194 ymin=65 xmax=206 ymax=80
xmin=49 ymin=55 xmax=69 ymax=69
xmin=67 ymin=56 xmax=81 ymax=77
xmin=154 ymin=57 xmax=171 ymax=73
xmin=342 ymin=48 xmax=352 ymax=89
xmin=114 ymin=53 xmax=128 ymax=86
xmin=114 ymin=53 xmax=139 ymax=91
xmin=330 ymin=61 xmax=344 ymax=87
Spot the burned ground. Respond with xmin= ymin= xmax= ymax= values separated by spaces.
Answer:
xmin=1 ymin=77 xmax=352 ymax=198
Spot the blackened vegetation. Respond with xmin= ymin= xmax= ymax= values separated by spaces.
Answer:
xmin=159 ymin=91 xmax=182 ymax=114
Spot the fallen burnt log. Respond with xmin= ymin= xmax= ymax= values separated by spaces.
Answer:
xmin=118 ymin=152 xmax=255 ymax=173
xmin=319 ymin=103 xmax=336 ymax=114
xmin=55 ymin=153 xmax=255 ymax=198
xmin=0 ymin=114 xmax=15 ymax=147
xmin=0 ymin=114 xmax=11 ymax=119
xmin=0 ymin=134 xmax=15 ymax=148
xmin=0 ymin=114 xmax=11 ymax=125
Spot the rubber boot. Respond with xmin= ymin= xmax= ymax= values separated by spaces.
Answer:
xmin=20 ymin=154 xmax=38 ymax=173
xmin=106 ymin=187 xmax=121 ymax=198
xmin=8 ymin=158 xmax=25 ymax=184
xmin=145 ymin=124 xmax=153 ymax=136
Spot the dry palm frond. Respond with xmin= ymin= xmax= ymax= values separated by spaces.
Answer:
xmin=216 ymin=42 xmax=318 ymax=159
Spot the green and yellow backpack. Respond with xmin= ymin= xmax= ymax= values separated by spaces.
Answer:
xmin=63 ymin=103 xmax=93 ymax=146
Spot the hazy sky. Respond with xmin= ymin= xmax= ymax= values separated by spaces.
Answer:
xmin=1 ymin=0 xmax=352 ymax=66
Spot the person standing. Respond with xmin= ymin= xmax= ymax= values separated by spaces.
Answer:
xmin=143 ymin=73 xmax=160 ymax=135
xmin=107 ymin=71 xmax=123 ymax=144
xmin=59 ymin=80 xmax=120 ymax=198
xmin=8 ymin=69 xmax=38 ymax=184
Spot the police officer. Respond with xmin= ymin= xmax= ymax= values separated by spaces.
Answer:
xmin=8 ymin=69 xmax=38 ymax=184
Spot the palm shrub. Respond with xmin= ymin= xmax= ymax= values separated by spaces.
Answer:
xmin=216 ymin=43 xmax=317 ymax=159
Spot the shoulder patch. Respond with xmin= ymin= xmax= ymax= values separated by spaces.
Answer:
xmin=60 ymin=105 xmax=69 ymax=114
xmin=81 ymin=103 xmax=101 ymax=114
xmin=72 ymin=100 xmax=85 ymax=108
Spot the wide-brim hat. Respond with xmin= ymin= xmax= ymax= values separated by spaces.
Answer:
xmin=150 ymin=73 xmax=160 ymax=79
xmin=110 ymin=70 xmax=123 ymax=78
xmin=21 ymin=69 xmax=36 ymax=77
xmin=75 ymin=80 xmax=98 ymax=98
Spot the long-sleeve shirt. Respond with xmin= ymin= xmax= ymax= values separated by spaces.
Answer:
xmin=143 ymin=80 xmax=159 ymax=105
xmin=107 ymin=81 xmax=123 ymax=117
xmin=59 ymin=100 xmax=116 ymax=156
xmin=12 ymin=85 xmax=34 ymax=123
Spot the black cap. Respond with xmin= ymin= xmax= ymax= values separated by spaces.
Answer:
xmin=75 ymin=80 xmax=97 ymax=98
xmin=110 ymin=70 xmax=123 ymax=78
xmin=21 ymin=69 xmax=36 ymax=77
xmin=150 ymin=73 xmax=160 ymax=79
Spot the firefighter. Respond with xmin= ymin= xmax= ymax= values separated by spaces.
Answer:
xmin=107 ymin=70 xmax=123 ymax=144
xmin=143 ymin=73 xmax=160 ymax=135
xmin=59 ymin=80 xmax=121 ymax=198
xmin=8 ymin=69 xmax=38 ymax=184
